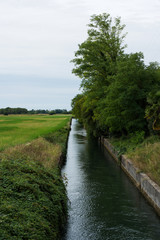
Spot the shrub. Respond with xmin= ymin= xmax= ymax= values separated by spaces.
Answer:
xmin=0 ymin=158 xmax=67 ymax=239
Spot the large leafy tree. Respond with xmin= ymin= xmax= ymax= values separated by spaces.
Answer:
xmin=71 ymin=13 xmax=160 ymax=137
xmin=71 ymin=13 xmax=126 ymax=91
xmin=94 ymin=53 xmax=149 ymax=135
xmin=94 ymin=54 xmax=160 ymax=136
xmin=71 ymin=13 xmax=127 ymax=136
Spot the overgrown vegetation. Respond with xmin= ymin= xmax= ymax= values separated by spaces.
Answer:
xmin=0 ymin=158 xmax=67 ymax=239
xmin=110 ymin=131 xmax=146 ymax=155
xmin=106 ymin=134 xmax=160 ymax=188
xmin=127 ymin=140 xmax=160 ymax=185
xmin=71 ymin=14 xmax=160 ymax=137
xmin=0 ymin=116 xmax=71 ymax=239
xmin=44 ymin=126 xmax=70 ymax=161
xmin=71 ymin=13 xmax=160 ymax=184
xmin=0 ymin=138 xmax=61 ymax=169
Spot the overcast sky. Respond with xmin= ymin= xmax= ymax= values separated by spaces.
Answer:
xmin=0 ymin=0 xmax=160 ymax=110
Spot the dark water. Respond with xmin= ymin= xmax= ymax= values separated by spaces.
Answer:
xmin=62 ymin=119 xmax=160 ymax=240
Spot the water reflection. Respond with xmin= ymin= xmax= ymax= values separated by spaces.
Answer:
xmin=62 ymin=119 xmax=160 ymax=240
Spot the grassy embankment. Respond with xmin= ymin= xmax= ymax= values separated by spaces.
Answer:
xmin=0 ymin=114 xmax=71 ymax=239
xmin=110 ymin=133 xmax=160 ymax=186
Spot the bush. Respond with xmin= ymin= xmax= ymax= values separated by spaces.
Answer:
xmin=0 ymin=122 xmax=71 ymax=239
xmin=0 ymin=158 xmax=67 ymax=239
xmin=129 ymin=131 xmax=145 ymax=145
xmin=110 ymin=131 xmax=145 ymax=156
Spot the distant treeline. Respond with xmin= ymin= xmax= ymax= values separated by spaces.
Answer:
xmin=0 ymin=107 xmax=71 ymax=115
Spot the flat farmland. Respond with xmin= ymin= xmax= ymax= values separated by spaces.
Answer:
xmin=0 ymin=114 xmax=71 ymax=151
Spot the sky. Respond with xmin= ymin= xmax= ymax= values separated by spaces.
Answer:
xmin=0 ymin=0 xmax=160 ymax=110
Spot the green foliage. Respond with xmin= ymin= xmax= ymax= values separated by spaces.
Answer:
xmin=71 ymin=13 xmax=126 ymax=91
xmin=71 ymin=94 xmax=85 ymax=123
xmin=95 ymin=53 xmax=150 ymax=135
xmin=145 ymin=65 xmax=160 ymax=132
xmin=111 ymin=131 xmax=145 ymax=156
xmin=71 ymin=13 xmax=160 ymax=139
xmin=0 ymin=158 xmax=67 ymax=239
xmin=71 ymin=12 xmax=160 ymax=191
xmin=0 ymin=107 xmax=28 ymax=115
xmin=129 ymin=131 xmax=145 ymax=145
xmin=71 ymin=13 xmax=126 ymax=137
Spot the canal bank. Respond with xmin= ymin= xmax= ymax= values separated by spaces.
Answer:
xmin=0 ymin=118 xmax=72 ymax=240
xmin=101 ymin=137 xmax=160 ymax=216
xmin=62 ymin=119 xmax=160 ymax=240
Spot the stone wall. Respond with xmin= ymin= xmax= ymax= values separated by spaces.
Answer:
xmin=101 ymin=137 xmax=160 ymax=216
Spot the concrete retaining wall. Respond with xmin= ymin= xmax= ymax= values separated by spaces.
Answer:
xmin=102 ymin=137 xmax=119 ymax=162
xmin=101 ymin=137 xmax=160 ymax=216
xmin=58 ymin=117 xmax=72 ymax=168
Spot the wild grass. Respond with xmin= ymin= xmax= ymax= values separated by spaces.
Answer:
xmin=0 ymin=138 xmax=61 ymax=169
xmin=0 ymin=115 xmax=71 ymax=239
xmin=127 ymin=140 xmax=160 ymax=186
xmin=0 ymin=114 xmax=71 ymax=151
xmin=110 ymin=134 xmax=160 ymax=186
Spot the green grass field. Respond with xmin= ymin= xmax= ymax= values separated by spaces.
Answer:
xmin=0 ymin=114 xmax=71 ymax=151
xmin=0 ymin=114 xmax=71 ymax=239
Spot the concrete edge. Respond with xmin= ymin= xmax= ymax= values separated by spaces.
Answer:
xmin=100 ymin=136 xmax=160 ymax=216
xmin=58 ymin=117 xmax=72 ymax=168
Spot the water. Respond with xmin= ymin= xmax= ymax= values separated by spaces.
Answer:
xmin=62 ymin=119 xmax=160 ymax=240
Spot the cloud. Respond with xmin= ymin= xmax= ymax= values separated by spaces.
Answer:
xmin=0 ymin=0 xmax=90 ymax=78
xmin=0 ymin=74 xmax=80 ymax=109
xmin=0 ymin=0 xmax=160 ymax=109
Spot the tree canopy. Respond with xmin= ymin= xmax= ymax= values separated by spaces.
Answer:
xmin=71 ymin=13 xmax=160 ymax=137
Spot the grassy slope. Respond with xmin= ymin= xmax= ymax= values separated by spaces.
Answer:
xmin=0 ymin=115 xmax=71 ymax=239
xmin=110 ymin=135 xmax=160 ymax=186
xmin=127 ymin=139 xmax=160 ymax=186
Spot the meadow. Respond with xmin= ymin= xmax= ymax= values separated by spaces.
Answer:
xmin=0 ymin=114 xmax=71 ymax=151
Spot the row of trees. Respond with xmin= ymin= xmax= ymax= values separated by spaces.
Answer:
xmin=0 ymin=108 xmax=71 ymax=115
xmin=71 ymin=13 xmax=160 ymax=137
xmin=0 ymin=107 xmax=28 ymax=115
xmin=29 ymin=109 xmax=70 ymax=115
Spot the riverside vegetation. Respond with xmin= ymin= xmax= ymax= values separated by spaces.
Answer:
xmin=71 ymin=13 xmax=160 ymax=186
xmin=0 ymin=114 xmax=71 ymax=239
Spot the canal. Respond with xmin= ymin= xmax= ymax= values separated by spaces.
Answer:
xmin=62 ymin=119 xmax=160 ymax=240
